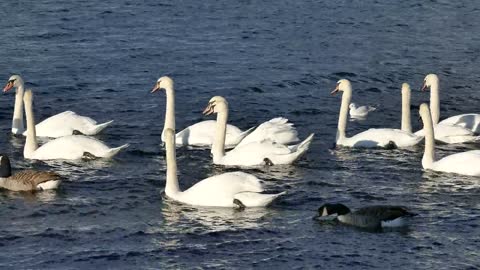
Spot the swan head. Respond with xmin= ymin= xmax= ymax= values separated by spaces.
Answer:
xmin=349 ymin=103 xmax=356 ymax=109
xmin=3 ymin=75 xmax=23 ymax=93
xmin=421 ymin=74 xmax=439 ymax=91
xmin=331 ymin=79 xmax=351 ymax=95
xmin=318 ymin=203 xmax=351 ymax=217
xmin=419 ymin=103 xmax=430 ymax=120
xmin=0 ymin=154 xmax=12 ymax=178
xmin=151 ymin=76 xmax=174 ymax=93
xmin=402 ymin=83 xmax=411 ymax=95
xmin=203 ymin=96 xmax=228 ymax=116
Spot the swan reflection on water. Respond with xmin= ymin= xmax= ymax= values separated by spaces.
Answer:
xmin=159 ymin=193 xmax=274 ymax=233
xmin=0 ymin=188 xmax=58 ymax=202
xmin=419 ymin=170 xmax=480 ymax=193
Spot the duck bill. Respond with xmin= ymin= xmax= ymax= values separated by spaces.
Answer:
xmin=3 ymin=81 xmax=13 ymax=93
xmin=202 ymin=104 xmax=214 ymax=116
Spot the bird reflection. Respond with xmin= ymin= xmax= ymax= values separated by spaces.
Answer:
xmin=419 ymin=170 xmax=480 ymax=193
xmin=159 ymin=193 xmax=272 ymax=234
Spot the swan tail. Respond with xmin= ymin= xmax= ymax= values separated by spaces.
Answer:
xmin=368 ymin=106 xmax=377 ymax=112
xmin=234 ymin=191 xmax=286 ymax=207
xmin=238 ymin=126 xmax=256 ymax=141
xmin=86 ymin=120 xmax=114 ymax=135
xmin=105 ymin=143 xmax=129 ymax=158
xmin=297 ymin=133 xmax=314 ymax=152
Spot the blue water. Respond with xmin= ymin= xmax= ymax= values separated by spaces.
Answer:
xmin=1 ymin=0 xmax=480 ymax=269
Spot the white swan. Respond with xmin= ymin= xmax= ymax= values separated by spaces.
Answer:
xmin=349 ymin=103 xmax=376 ymax=118
xmin=163 ymin=128 xmax=285 ymax=207
xmin=400 ymin=82 xmax=471 ymax=145
xmin=23 ymin=89 xmax=129 ymax=160
xmin=3 ymin=75 xmax=113 ymax=138
xmin=415 ymin=74 xmax=480 ymax=143
xmin=419 ymin=103 xmax=480 ymax=176
xmin=332 ymin=79 xmax=422 ymax=148
xmin=151 ymin=76 xmax=299 ymax=148
xmin=203 ymin=96 xmax=314 ymax=166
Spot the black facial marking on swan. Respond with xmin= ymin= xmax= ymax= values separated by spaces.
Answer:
xmin=384 ymin=141 xmax=397 ymax=150
xmin=82 ymin=152 xmax=97 ymax=160
xmin=263 ymin=158 xmax=274 ymax=166
xmin=72 ymin=130 xmax=84 ymax=135
xmin=233 ymin=199 xmax=246 ymax=210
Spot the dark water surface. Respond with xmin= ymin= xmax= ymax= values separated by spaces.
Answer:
xmin=1 ymin=0 xmax=479 ymax=269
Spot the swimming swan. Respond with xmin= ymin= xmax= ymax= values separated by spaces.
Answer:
xmin=203 ymin=96 xmax=314 ymax=166
xmin=163 ymin=128 xmax=285 ymax=207
xmin=151 ymin=76 xmax=299 ymax=148
xmin=3 ymin=75 xmax=113 ymax=137
xmin=22 ymin=90 xmax=129 ymax=160
xmin=332 ymin=79 xmax=422 ymax=148
xmin=317 ymin=203 xmax=416 ymax=229
xmin=419 ymin=103 xmax=480 ymax=176
xmin=0 ymin=154 xmax=61 ymax=191
xmin=414 ymin=74 xmax=480 ymax=143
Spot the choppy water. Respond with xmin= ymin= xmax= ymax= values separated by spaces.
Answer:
xmin=0 ymin=0 xmax=479 ymax=269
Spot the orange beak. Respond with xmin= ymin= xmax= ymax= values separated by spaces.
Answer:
xmin=3 ymin=81 xmax=14 ymax=92
xmin=421 ymin=82 xmax=428 ymax=91
xmin=202 ymin=103 xmax=214 ymax=116
xmin=330 ymin=84 xmax=340 ymax=95
xmin=150 ymin=83 xmax=160 ymax=93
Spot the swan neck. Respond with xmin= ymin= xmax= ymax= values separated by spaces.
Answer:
xmin=164 ymin=86 xmax=175 ymax=132
xmin=165 ymin=132 xmax=180 ymax=196
xmin=337 ymin=88 xmax=351 ymax=141
xmin=24 ymin=94 xmax=38 ymax=158
xmin=422 ymin=112 xmax=436 ymax=169
xmin=430 ymin=81 xmax=440 ymax=125
xmin=12 ymin=84 xmax=25 ymax=134
xmin=401 ymin=89 xmax=412 ymax=133
xmin=212 ymin=109 xmax=228 ymax=162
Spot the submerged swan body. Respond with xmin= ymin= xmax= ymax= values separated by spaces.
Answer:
xmin=163 ymin=128 xmax=285 ymax=207
xmin=22 ymin=90 xmax=128 ymax=160
xmin=419 ymin=103 xmax=480 ymax=176
xmin=151 ymin=76 xmax=299 ymax=148
xmin=203 ymin=96 xmax=314 ymax=166
xmin=332 ymin=80 xmax=422 ymax=148
xmin=0 ymin=154 xmax=61 ymax=191
xmin=3 ymin=75 xmax=113 ymax=137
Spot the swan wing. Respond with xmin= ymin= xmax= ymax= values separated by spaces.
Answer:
xmin=31 ymin=135 xmax=114 ymax=160
xmin=415 ymin=124 xmax=476 ymax=144
xmin=433 ymin=150 xmax=480 ymax=176
xmin=439 ymin=114 xmax=480 ymax=133
xmin=220 ymin=140 xmax=293 ymax=166
xmin=343 ymin=129 xmax=421 ymax=148
xmin=178 ymin=172 xmax=264 ymax=207
xmin=30 ymin=111 xmax=106 ymax=138
xmin=237 ymin=117 xmax=299 ymax=147
xmin=173 ymin=120 xmax=244 ymax=147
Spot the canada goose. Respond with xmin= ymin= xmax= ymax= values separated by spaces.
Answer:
xmin=317 ymin=203 xmax=416 ymax=229
xmin=0 ymin=154 xmax=61 ymax=191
